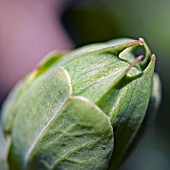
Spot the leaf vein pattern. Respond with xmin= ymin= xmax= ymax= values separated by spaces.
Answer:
xmin=44 ymin=123 xmax=76 ymax=147
xmin=49 ymin=138 xmax=101 ymax=169
xmin=24 ymin=100 xmax=68 ymax=168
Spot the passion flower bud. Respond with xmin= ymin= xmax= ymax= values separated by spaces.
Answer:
xmin=0 ymin=38 xmax=160 ymax=170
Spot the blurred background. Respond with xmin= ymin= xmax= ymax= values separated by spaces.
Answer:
xmin=0 ymin=0 xmax=170 ymax=169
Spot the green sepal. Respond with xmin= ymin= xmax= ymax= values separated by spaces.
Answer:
xmin=1 ymin=51 xmax=64 ymax=134
xmin=108 ymin=55 xmax=156 ymax=169
xmin=34 ymin=51 xmax=64 ymax=77
xmin=61 ymin=40 xmax=142 ymax=96
xmin=24 ymin=97 xmax=113 ymax=170
xmin=56 ymin=38 xmax=137 ymax=66
xmin=8 ymin=66 xmax=113 ymax=170
xmin=1 ymin=77 xmax=32 ymax=134
xmin=8 ymin=67 xmax=72 ymax=169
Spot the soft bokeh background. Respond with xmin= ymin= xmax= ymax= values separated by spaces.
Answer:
xmin=0 ymin=0 xmax=170 ymax=169
xmin=0 ymin=0 xmax=73 ymax=105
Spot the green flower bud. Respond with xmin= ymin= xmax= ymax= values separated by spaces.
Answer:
xmin=0 ymin=38 xmax=161 ymax=170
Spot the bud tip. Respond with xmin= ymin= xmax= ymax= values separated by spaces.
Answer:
xmin=136 ymin=55 xmax=144 ymax=62
xmin=151 ymin=53 xmax=156 ymax=59
xmin=138 ymin=38 xmax=144 ymax=46
xmin=126 ymin=55 xmax=144 ymax=71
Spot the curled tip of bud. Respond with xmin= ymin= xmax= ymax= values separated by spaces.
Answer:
xmin=129 ymin=40 xmax=143 ymax=46
xmin=132 ymin=55 xmax=144 ymax=66
xmin=138 ymin=38 xmax=144 ymax=45
xmin=126 ymin=55 xmax=144 ymax=72
xmin=151 ymin=53 xmax=156 ymax=59
xmin=136 ymin=55 xmax=144 ymax=62
xmin=111 ymin=39 xmax=143 ymax=50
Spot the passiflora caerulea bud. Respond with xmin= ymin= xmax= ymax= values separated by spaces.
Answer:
xmin=0 ymin=38 xmax=161 ymax=170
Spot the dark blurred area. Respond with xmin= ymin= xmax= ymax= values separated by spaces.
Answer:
xmin=0 ymin=0 xmax=170 ymax=169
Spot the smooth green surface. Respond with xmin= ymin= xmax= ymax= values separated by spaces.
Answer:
xmin=10 ymin=67 xmax=71 ymax=169
xmin=25 ymin=97 xmax=113 ymax=170
xmin=1 ymin=77 xmax=31 ymax=134
xmin=2 ymin=69 xmax=44 ymax=134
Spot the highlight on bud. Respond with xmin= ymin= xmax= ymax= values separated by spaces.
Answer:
xmin=0 ymin=38 xmax=160 ymax=170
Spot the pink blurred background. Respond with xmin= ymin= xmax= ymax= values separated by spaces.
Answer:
xmin=0 ymin=0 xmax=73 ymax=103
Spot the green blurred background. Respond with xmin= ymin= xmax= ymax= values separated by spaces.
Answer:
xmin=62 ymin=0 xmax=170 ymax=169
